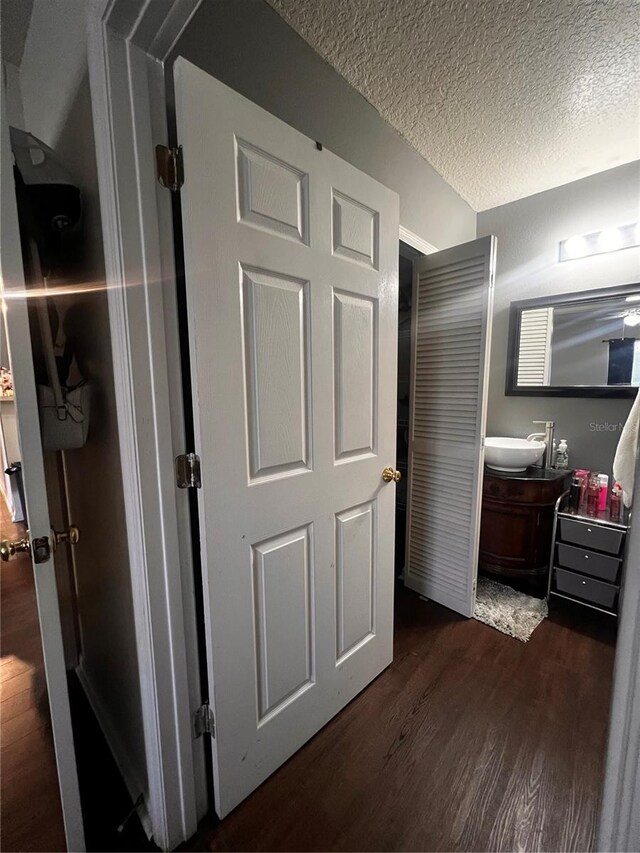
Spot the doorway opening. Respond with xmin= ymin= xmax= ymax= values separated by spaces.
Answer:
xmin=364 ymin=237 xmax=618 ymax=853
xmin=394 ymin=240 xmax=425 ymax=577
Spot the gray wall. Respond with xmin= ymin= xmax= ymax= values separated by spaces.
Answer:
xmin=549 ymin=309 xmax=623 ymax=387
xmin=171 ymin=0 xmax=476 ymax=251
xmin=478 ymin=161 xmax=640 ymax=475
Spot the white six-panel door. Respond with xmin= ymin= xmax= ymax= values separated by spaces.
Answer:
xmin=405 ymin=237 xmax=496 ymax=617
xmin=174 ymin=59 xmax=399 ymax=817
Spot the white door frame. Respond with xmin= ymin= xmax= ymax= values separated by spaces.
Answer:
xmin=86 ymin=1 xmax=639 ymax=849
xmin=398 ymin=225 xmax=437 ymax=256
xmin=599 ymin=453 xmax=640 ymax=852
xmin=86 ymin=1 xmax=206 ymax=849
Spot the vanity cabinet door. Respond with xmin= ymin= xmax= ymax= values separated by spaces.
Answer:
xmin=479 ymin=500 xmax=552 ymax=576
xmin=478 ymin=471 xmax=571 ymax=582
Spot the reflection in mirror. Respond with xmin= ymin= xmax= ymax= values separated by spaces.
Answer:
xmin=507 ymin=283 xmax=640 ymax=398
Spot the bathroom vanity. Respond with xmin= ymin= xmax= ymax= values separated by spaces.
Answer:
xmin=479 ymin=467 xmax=572 ymax=589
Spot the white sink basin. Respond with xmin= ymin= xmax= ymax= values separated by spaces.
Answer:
xmin=484 ymin=437 xmax=546 ymax=472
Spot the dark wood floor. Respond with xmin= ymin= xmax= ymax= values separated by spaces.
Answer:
xmin=0 ymin=496 xmax=66 ymax=852
xmin=185 ymin=584 xmax=617 ymax=853
xmin=1 ymin=485 xmax=617 ymax=852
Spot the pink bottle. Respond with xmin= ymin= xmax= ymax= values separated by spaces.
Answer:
xmin=586 ymin=474 xmax=600 ymax=518
xmin=598 ymin=474 xmax=609 ymax=512
xmin=574 ymin=469 xmax=590 ymax=509
xmin=610 ymin=484 xmax=622 ymax=521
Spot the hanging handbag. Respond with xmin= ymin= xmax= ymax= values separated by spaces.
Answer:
xmin=37 ymin=380 xmax=91 ymax=452
xmin=30 ymin=240 xmax=91 ymax=451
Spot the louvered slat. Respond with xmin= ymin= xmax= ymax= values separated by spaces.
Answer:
xmin=516 ymin=308 xmax=553 ymax=385
xmin=404 ymin=237 xmax=496 ymax=617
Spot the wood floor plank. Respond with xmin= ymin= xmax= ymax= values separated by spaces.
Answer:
xmin=0 ymin=704 xmax=50 ymax=748
xmin=0 ymin=669 xmax=42 ymax=702
xmin=0 ymin=686 xmax=38 ymax=722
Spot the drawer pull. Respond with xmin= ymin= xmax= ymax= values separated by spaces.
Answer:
xmin=587 ymin=528 xmax=592 ymax=533
xmin=584 ymin=554 xmax=589 ymax=559
xmin=582 ymin=580 xmax=587 ymax=585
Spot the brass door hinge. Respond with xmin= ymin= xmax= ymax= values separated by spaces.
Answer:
xmin=193 ymin=702 xmax=215 ymax=739
xmin=175 ymin=453 xmax=201 ymax=489
xmin=156 ymin=144 xmax=184 ymax=191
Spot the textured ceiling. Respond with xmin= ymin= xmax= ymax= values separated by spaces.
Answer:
xmin=1 ymin=0 xmax=34 ymax=66
xmin=265 ymin=0 xmax=640 ymax=210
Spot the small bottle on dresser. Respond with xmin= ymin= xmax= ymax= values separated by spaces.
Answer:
xmin=610 ymin=483 xmax=622 ymax=521
xmin=598 ymin=474 xmax=609 ymax=512
xmin=586 ymin=473 xmax=600 ymax=517
xmin=574 ymin=469 xmax=590 ymax=510
xmin=568 ymin=476 xmax=582 ymax=513
xmin=555 ymin=439 xmax=569 ymax=469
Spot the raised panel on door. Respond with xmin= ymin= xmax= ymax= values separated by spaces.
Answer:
xmin=175 ymin=58 xmax=399 ymax=818
xmin=241 ymin=265 xmax=312 ymax=481
xmin=335 ymin=501 xmax=375 ymax=663
xmin=332 ymin=189 xmax=379 ymax=269
xmin=236 ymin=137 xmax=310 ymax=244
xmin=333 ymin=290 xmax=378 ymax=462
xmin=252 ymin=524 xmax=315 ymax=722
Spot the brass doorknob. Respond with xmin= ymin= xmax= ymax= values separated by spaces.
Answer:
xmin=0 ymin=534 xmax=31 ymax=562
xmin=382 ymin=467 xmax=401 ymax=483
xmin=52 ymin=525 xmax=80 ymax=551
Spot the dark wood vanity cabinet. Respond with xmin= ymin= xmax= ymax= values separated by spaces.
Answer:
xmin=479 ymin=469 xmax=572 ymax=586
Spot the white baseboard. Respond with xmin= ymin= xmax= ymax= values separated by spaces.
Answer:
xmin=75 ymin=658 xmax=153 ymax=839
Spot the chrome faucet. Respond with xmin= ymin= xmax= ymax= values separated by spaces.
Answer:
xmin=526 ymin=420 xmax=555 ymax=469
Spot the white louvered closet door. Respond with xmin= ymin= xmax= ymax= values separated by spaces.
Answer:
xmin=405 ymin=236 xmax=496 ymax=617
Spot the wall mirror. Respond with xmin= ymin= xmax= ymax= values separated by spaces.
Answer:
xmin=506 ymin=282 xmax=640 ymax=397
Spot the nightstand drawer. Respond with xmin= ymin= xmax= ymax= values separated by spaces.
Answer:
xmin=555 ymin=568 xmax=618 ymax=609
xmin=558 ymin=518 xmax=624 ymax=555
xmin=557 ymin=543 xmax=621 ymax=583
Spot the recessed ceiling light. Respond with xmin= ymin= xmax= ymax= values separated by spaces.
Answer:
xmin=624 ymin=310 xmax=640 ymax=327
xmin=626 ymin=294 xmax=640 ymax=303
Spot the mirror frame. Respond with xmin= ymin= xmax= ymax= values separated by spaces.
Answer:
xmin=506 ymin=281 xmax=640 ymax=398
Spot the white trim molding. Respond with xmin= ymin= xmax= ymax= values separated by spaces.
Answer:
xmin=598 ymin=453 xmax=640 ymax=852
xmin=399 ymin=224 xmax=438 ymax=255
